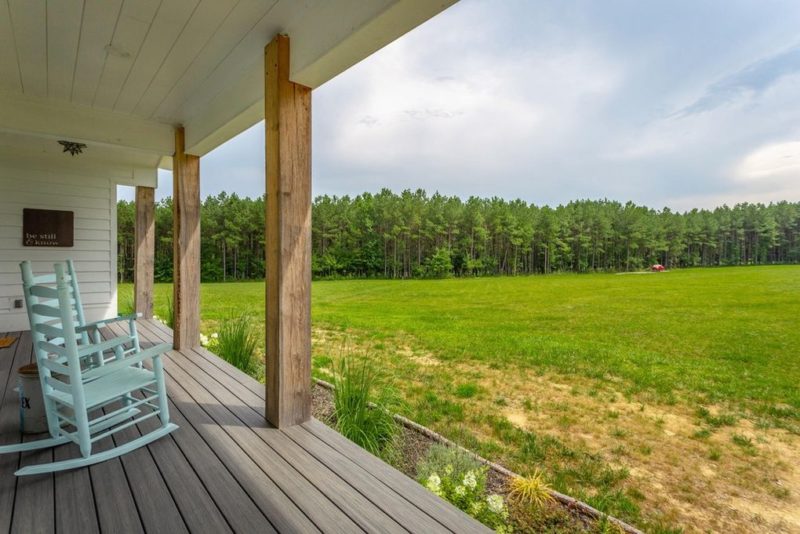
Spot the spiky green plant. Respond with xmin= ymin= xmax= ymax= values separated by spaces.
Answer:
xmin=118 ymin=288 xmax=135 ymax=315
xmin=508 ymin=470 xmax=555 ymax=511
xmin=332 ymin=355 xmax=398 ymax=458
xmin=214 ymin=314 xmax=257 ymax=374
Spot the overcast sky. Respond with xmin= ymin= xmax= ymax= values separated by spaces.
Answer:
xmin=121 ymin=0 xmax=800 ymax=211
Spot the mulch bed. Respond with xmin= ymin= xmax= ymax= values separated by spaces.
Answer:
xmin=310 ymin=382 xmax=633 ymax=533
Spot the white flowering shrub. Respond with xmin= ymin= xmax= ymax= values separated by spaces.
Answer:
xmin=418 ymin=445 xmax=510 ymax=531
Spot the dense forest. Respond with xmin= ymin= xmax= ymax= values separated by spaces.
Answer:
xmin=117 ymin=190 xmax=800 ymax=282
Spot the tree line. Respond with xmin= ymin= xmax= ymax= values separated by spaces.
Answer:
xmin=117 ymin=190 xmax=800 ymax=282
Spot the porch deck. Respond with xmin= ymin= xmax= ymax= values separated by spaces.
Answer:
xmin=0 ymin=319 xmax=488 ymax=533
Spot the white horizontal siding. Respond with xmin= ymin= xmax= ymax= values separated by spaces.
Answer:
xmin=0 ymin=157 xmax=117 ymax=330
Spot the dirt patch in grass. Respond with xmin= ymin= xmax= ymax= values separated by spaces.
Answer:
xmin=312 ymin=325 xmax=800 ymax=533
xmin=492 ymin=372 xmax=800 ymax=533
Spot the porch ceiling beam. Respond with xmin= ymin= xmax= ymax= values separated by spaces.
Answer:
xmin=264 ymin=34 xmax=312 ymax=428
xmin=172 ymin=127 xmax=201 ymax=350
xmin=0 ymin=91 xmax=174 ymax=155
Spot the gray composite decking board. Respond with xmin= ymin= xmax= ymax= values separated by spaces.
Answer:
xmin=88 ymin=431 xmax=146 ymax=533
xmin=129 ymin=329 xmax=313 ymax=533
xmin=155 ymin=348 xmax=358 ymax=534
xmin=91 ymin=334 xmax=189 ymax=534
xmin=178 ymin=342 xmax=457 ymax=533
xmin=144 ymin=320 xmax=263 ymax=397
xmin=281 ymin=424 xmax=451 ymax=533
xmin=302 ymin=419 xmax=493 ymax=534
xmin=110 ymin=409 xmax=189 ymax=534
xmin=11 ymin=332 xmax=56 ymax=534
xmin=0 ymin=332 xmax=32 ymax=533
xmin=160 ymin=331 xmax=450 ymax=533
xmin=134 ymin=418 xmax=235 ymax=534
xmin=158 ymin=389 xmax=297 ymax=534
xmin=138 ymin=319 xmax=489 ymax=534
xmin=156 ymin=390 xmax=284 ymax=532
xmin=145 ymin=322 xmax=488 ymax=534
xmin=102 ymin=323 xmax=266 ymax=534
xmin=98 ymin=326 xmax=233 ymax=534
xmin=163 ymin=348 xmax=406 ymax=534
xmin=54 ymin=442 xmax=101 ymax=534
xmin=135 ymin=322 xmax=364 ymax=534
xmin=0 ymin=329 xmax=19 ymax=534
xmin=138 ymin=322 xmax=265 ymax=413
xmin=130 ymin=324 xmax=325 ymax=533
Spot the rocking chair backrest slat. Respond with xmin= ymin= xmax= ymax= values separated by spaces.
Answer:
xmin=66 ymin=260 xmax=88 ymax=331
xmin=29 ymin=285 xmax=60 ymax=299
xmin=39 ymin=357 xmax=69 ymax=375
xmin=31 ymin=304 xmax=63 ymax=318
xmin=35 ymin=323 xmax=65 ymax=339
xmin=45 ymin=376 xmax=71 ymax=394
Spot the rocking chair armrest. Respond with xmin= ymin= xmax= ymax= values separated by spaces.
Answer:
xmin=82 ymin=343 xmax=171 ymax=381
xmin=39 ymin=335 xmax=134 ymax=360
xmin=76 ymin=313 xmax=142 ymax=333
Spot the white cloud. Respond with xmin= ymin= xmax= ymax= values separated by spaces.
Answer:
xmin=315 ymin=2 xmax=623 ymax=197
xmin=735 ymin=140 xmax=800 ymax=182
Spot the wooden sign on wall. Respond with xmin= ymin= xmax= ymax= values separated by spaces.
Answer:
xmin=23 ymin=208 xmax=74 ymax=247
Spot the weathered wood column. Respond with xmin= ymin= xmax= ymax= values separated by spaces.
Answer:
xmin=265 ymin=34 xmax=312 ymax=427
xmin=134 ymin=186 xmax=155 ymax=319
xmin=172 ymin=126 xmax=201 ymax=349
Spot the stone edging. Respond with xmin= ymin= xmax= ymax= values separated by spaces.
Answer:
xmin=314 ymin=377 xmax=643 ymax=534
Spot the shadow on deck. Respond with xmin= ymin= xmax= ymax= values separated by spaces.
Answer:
xmin=0 ymin=319 xmax=488 ymax=533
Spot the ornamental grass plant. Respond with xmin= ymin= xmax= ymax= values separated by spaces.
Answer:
xmin=332 ymin=355 xmax=399 ymax=459
xmin=212 ymin=313 xmax=258 ymax=374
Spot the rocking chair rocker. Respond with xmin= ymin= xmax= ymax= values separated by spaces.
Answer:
xmin=0 ymin=261 xmax=177 ymax=476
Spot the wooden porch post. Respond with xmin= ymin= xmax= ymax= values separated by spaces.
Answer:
xmin=264 ymin=34 xmax=312 ymax=427
xmin=134 ymin=186 xmax=155 ymax=319
xmin=172 ymin=126 xmax=201 ymax=350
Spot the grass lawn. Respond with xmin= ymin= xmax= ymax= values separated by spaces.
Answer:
xmin=119 ymin=266 xmax=800 ymax=532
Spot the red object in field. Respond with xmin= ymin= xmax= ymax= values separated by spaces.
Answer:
xmin=651 ymin=264 xmax=665 ymax=272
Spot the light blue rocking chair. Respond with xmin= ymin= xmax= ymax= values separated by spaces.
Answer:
xmin=0 ymin=261 xmax=177 ymax=476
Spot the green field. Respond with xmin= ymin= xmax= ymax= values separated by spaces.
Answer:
xmin=127 ymin=265 xmax=800 ymax=412
xmin=120 ymin=266 xmax=800 ymax=531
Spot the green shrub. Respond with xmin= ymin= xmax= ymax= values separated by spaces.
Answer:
xmin=212 ymin=314 xmax=258 ymax=374
xmin=332 ymin=356 xmax=398 ymax=459
xmin=417 ymin=445 xmax=510 ymax=531
xmin=423 ymin=247 xmax=453 ymax=278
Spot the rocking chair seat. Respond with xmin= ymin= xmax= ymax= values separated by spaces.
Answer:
xmin=47 ymin=366 xmax=156 ymax=409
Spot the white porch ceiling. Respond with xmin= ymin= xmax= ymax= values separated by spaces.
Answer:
xmin=0 ymin=0 xmax=456 ymax=166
